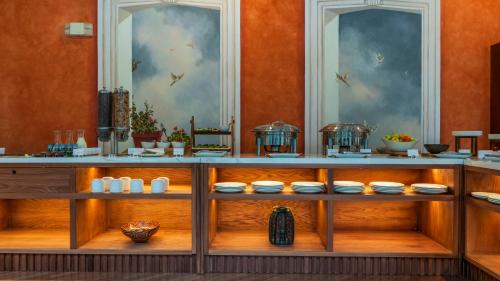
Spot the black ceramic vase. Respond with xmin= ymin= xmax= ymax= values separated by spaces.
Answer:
xmin=269 ymin=206 xmax=294 ymax=246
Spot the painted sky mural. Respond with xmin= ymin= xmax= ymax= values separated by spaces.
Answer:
xmin=132 ymin=5 xmax=221 ymax=135
xmin=338 ymin=9 xmax=422 ymax=148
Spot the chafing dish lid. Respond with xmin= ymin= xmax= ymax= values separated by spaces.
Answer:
xmin=253 ymin=121 xmax=300 ymax=133
xmin=320 ymin=123 xmax=370 ymax=133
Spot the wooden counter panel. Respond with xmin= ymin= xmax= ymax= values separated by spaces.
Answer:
xmin=0 ymin=168 xmax=74 ymax=193
xmin=0 ymin=229 xmax=69 ymax=251
xmin=216 ymin=200 xmax=316 ymax=232
xmin=333 ymin=230 xmax=453 ymax=257
xmin=105 ymin=199 xmax=192 ymax=230
xmin=77 ymin=229 xmax=192 ymax=255
xmin=209 ymin=230 xmax=325 ymax=255
xmin=333 ymin=201 xmax=418 ymax=231
xmin=9 ymin=199 xmax=69 ymax=229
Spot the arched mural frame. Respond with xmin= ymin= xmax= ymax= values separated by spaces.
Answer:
xmin=305 ymin=0 xmax=440 ymax=154
xmin=98 ymin=0 xmax=241 ymax=152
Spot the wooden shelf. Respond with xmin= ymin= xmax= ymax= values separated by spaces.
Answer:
xmin=209 ymin=230 xmax=326 ymax=256
xmin=466 ymin=254 xmax=500 ymax=279
xmin=208 ymin=186 xmax=329 ymax=200
xmin=467 ymin=196 xmax=500 ymax=213
xmin=333 ymin=187 xmax=455 ymax=202
xmin=0 ymin=229 xmax=69 ymax=253
xmin=193 ymin=131 xmax=232 ymax=136
xmin=333 ymin=230 xmax=453 ymax=257
xmin=77 ymin=184 xmax=192 ymax=199
xmin=77 ymin=229 xmax=192 ymax=255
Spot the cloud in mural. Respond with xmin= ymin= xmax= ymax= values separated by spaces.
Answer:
xmin=131 ymin=5 xmax=221 ymax=133
xmin=337 ymin=9 xmax=422 ymax=148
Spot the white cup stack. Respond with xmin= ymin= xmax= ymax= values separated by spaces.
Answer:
xmin=151 ymin=179 xmax=167 ymax=193
xmin=109 ymin=179 xmax=123 ymax=193
xmin=120 ymin=177 xmax=132 ymax=192
xmin=102 ymin=177 xmax=114 ymax=192
xmin=91 ymin=179 xmax=105 ymax=193
xmin=130 ymin=179 xmax=144 ymax=193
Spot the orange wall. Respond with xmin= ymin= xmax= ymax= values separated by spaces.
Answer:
xmin=0 ymin=1 xmax=97 ymax=154
xmin=0 ymin=0 xmax=498 ymax=154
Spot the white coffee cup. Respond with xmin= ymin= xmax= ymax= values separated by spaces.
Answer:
xmin=157 ymin=177 xmax=170 ymax=191
xmin=120 ymin=177 xmax=132 ymax=192
xmin=151 ymin=179 xmax=166 ymax=193
xmin=102 ymin=177 xmax=114 ymax=192
xmin=91 ymin=179 xmax=105 ymax=193
xmin=130 ymin=179 xmax=144 ymax=193
xmin=110 ymin=179 xmax=123 ymax=193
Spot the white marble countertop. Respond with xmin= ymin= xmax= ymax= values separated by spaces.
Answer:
xmin=464 ymin=159 xmax=500 ymax=171
xmin=0 ymin=154 xmax=465 ymax=166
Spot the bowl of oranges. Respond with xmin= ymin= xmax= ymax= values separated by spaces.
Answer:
xmin=382 ymin=133 xmax=418 ymax=152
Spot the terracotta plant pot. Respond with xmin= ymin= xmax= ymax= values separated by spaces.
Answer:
xmin=131 ymin=132 xmax=163 ymax=148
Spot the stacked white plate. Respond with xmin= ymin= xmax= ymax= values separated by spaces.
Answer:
xmin=369 ymin=181 xmax=405 ymax=194
xmin=251 ymin=181 xmax=284 ymax=193
xmin=411 ymin=183 xmax=448 ymax=194
xmin=471 ymin=192 xmax=496 ymax=200
xmin=333 ymin=181 xmax=365 ymax=194
xmin=214 ymin=182 xmax=246 ymax=193
xmin=487 ymin=193 xmax=500 ymax=205
xmin=291 ymin=182 xmax=325 ymax=194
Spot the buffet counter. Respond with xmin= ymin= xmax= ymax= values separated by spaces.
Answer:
xmin=0 ymin=155 xmax=495 ymax=278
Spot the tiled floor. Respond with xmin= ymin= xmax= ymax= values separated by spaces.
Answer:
xmin=0 ymin=272 xmax=466 ymax=281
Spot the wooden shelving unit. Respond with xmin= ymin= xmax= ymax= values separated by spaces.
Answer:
xmin=190 ymin=116 xmax=235 ymax=155
xmin=77 ymin=229 xmax=192 ymax=255
xmin=333 ymin=230 xmax=453 ymax=257
xmin=465 ymin=166 xmax=500 ymax=281
xmin=77 ymin=184 xmax=192 ymax=199
xmin=209 ymin=230 xmax=326 ymax=256
xmin=203 ymin=165 xmax=460 ymax=266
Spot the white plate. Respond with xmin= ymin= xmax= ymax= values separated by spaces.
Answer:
xmin=334 ymin=181 xmax=364 ymax=187
xmin=252 ymin=181 xmax=284 ymax=187
xmin=215 ymin=187 xmax=245 ymax=193
xmin=487 ymin=198 xmax=500 ymax=205
xmin=434 ymin=153 xmax=472 ymax=159
xmin=332 ymin=153 xmax=370 ymax=158
xmin=411 ymin=183 xmax=448 ymax=189
xmin=471 ymin=192 xmax=496 ymax=199
xmin=253 ymin=188 xmax=283 ymax=194
xmin=293 ymin=187 xmax=324 ymax=194
xmin=369 ymin=181 xmax=405 ymax=188
xmin=194 ymin=151 xmax=227 ymax=157
xmin=484 ymin=156 xmax=500 ymax=162
xmin=412 ymin=188 xmax=448 ymax=194
xmin=334 ymin=188 xmax=364 ymax=194
xmin=372 ymin=189 xmax=405 ymax=194
xmin=488 ymin=193 xmax=500 ymax=200
xmin=138 ymin=153 xmax=163 ymax=157
xmin=267 ymin=153 xmax=301 ymax=158
xmin=292 ymin=182 xmax=324 ymax=188
xmin=214 ymin=182 xmax=246 ymax=188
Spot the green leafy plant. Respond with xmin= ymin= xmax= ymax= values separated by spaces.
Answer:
xmin=130 ymin=102 xmax=160 ymax=134
xmin=166 ymin=126 xmax=191 ymax=145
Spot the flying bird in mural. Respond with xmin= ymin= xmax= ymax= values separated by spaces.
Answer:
xmin=376 ymin=53 xmax=385 ymax=65
xmin=336 ymin=72 xmax=351 ymax=87
xmin=170 ymin=72 xmax=185 ymax=87
xmin=186 ymin=43 xmax=194 ymax=48
xmin=132 ymin=58 xmax=142 ymax=72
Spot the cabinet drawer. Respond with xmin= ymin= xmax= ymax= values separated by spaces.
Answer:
xmin=0 ymin=168 xmax=75 ymax=193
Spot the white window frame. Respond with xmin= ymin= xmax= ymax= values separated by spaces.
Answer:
xmin=305 ymin=0 xmax=440 ymax=154
xmin=98 ymin=0 xmax=241 ymax=152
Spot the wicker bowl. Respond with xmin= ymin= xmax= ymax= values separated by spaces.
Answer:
xmin=120 ymin=221 xmax=160 ymax=243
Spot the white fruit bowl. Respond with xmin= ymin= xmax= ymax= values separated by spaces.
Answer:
xmin=382 ymin=139 xmax=418 ymax=152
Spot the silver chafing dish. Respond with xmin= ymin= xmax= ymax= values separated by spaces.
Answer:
xmin=320 ymin=123 xmax=372 ymax=154
xmin=253 ymin=121 xmax=299 ymax=156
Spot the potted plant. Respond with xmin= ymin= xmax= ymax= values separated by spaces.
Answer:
xmin=130 ymin=102 xmax=162 ymax=148
xmin=166 ymin=126 xmax=191 ymax=148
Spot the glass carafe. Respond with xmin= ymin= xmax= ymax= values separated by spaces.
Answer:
xmin=76 ymin=129 xmax=88 ymax=148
